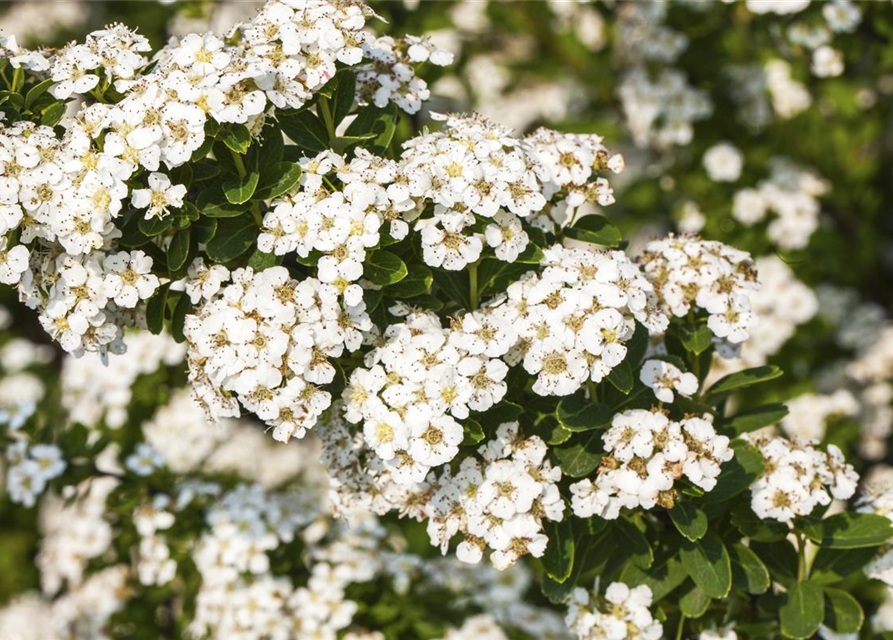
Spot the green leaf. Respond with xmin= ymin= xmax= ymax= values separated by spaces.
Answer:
xmin=679 ymin=531 xmax=732 ymax=599
xmin=345 ymin=103 xmax=399 ymax=155
xmin=223 ymin=171 xmax=259 ymax=205
xmin=606 ymin=360 xmax=634 ymax=394
xmin=205 ymin=214 xmax=256 ymax=263
xmin=619 ymin=549 xmax=688 ymax=601
xmin=197 ymin=186 xmax=246 ymax=218
xmin=729 ymin=543 xmax=770 ymax=594
xmin=247 ymin=248 xmax=281 ymax=271
xmin=385 ymin=264 xmax=433 ymax=298
xmin=145 ymin=283 xmax=171 ymax=335
xmin=820 ymin=512 xmax=893 ymax=549
xmin=730 ymin=503 xmax=789 ymax=542
xmin=167 ymin=226 xmax=192 ymax=272
xmin=556 ymin=393 xmax=611 ymax=432
xmin=138 ymin=215 xmax=174 ymax=237
xmin=170 ymin=293 xmax=192 ymax=343
xmin=365 ymin=251 xmax=408 ymax=286
xmin=542 ymin=519 xmax=575 ymax=583
xmin=564 ymin=214 xmax=622 ymax=247
xmin=278 ymin=110 xmax=329 ymax=153
xmin=24 ymin=78 xmax=54 ymax=110
xmin=679 ymin=582 xmax=711 ymax=618
xmin=811 ymin=546 xmax=877 ymax=584
xmin=614 ymin=518 xmax=653 ymax=569
xmin=725 ymin=404 xmax=789 ymax=436
xmin=530 ymin=416 xmax=572 ymax=446
xmin=221 ymin=124 xmax=251 ymax=154
xmin=333 ymin=69 xmax=356 ymax=125
xmin=823 ymin=587 xmax=863 ymax=634
xmin=779 ymin=581 xmax=824 ymax=639
xmin=705 ymin=365 xmax=783 ymax=402
xmin=679 ymin=324 xmax=714 ymax=355
xmin=703 ymin=445 xmax=765 ymax=503
xmin=193 ymin=216 xmax=218 ymax=244
xmin=253 ymin=162 xmax=301 ymax=200
xmin=40 ymin=102 xmax=66 ymax=127
xmin=460 ymin=418 xmax=485 ymax=446
xmin=669 ymin=502 xmax=708 ymax=541
xmin=554 ymin=432 xmax=602 ymax=478
xmin=751 ymin=540 xmax=798 ymax=588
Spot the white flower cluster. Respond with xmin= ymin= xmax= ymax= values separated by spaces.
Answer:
xmin=566 ymin=581 xmax=663 ymax=640
xmin=497 ymin=244 xmax=667 ymax=397
xmin=36 ymin=476 xmax=117 ymax=596
xmin=637 ymin=234 xmax=759 ymax=349
xmin=570 ymin=410 xmax=732 ymax=519
xmin=61 ymin=331 xmax=185 ymax=428
xmin=4 ymin=441 xmax=66 ymax=507
xmin=184 ymin=266 xmax=365 ymax=441
xmin=618 ymin=67 xmax=712 ymax=148
xmin=781 ymin=389 xmax=859 ymax=441
xmin=639 ymin=358 xmax=698 ymax=404
xmin=357 ymin=35 xmax=454 ymax=114
xmin=859 ymin=482 xmax=893 ymax=592
xmin=134 ymin=497 xmax=177 ymax=587
xmin=423 ymin=422 xmax=564 ymax=570
xmin=764 ymin=59 xmax=812 ymax=120
xmin=401 ymin=113 xmax=623 ymax=270
xmin=343 ymin=311 xmax=507 ymax=483
xmin=732 ymin=159 xmax=829 ymax=250
xmin=258 ymin=148 xmax=413 ymax=297
xmin=747 ymin=434 xmax=858 ymax=524
xmin=702 ymin=142 xmax=743 ymax=183
xmin=0 ymin=0 xmax=450 ymax=357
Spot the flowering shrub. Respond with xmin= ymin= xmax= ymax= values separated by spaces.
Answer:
xmin=2 ymin=2 xmax=893 ymax=640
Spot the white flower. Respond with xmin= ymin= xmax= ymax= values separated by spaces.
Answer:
xmin=703 ymin=142 xmax=743 ymax=182
xmin=131 ymin=172 xmax=187 ymax=219
xmin=104 ymin=250 xmax=160 ymax=308
xmin=126 ymin=443 xmax=165 ymax=477
xmin=639 ymin=359 xmax=698 ymax=403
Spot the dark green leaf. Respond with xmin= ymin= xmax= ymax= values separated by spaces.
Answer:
xmin=779 ymin=581 xmax=824 ymax=640
xmin=365 ymin=251 xmax=408 ymax=286
xmin=811 ymin=546 xmax=877 ymax=584
xmin=703 ymin=445 xmax=765 ymax=503
xmin=333 ymin=69 xmax=356 ymax=125
xmin=24 ymin=78 xmax=54 ymax=110
xmin=679 ymin=324 xmax=714 ymax=355
xmin=197 ymin=186 xmax=246 ymax=218
xmin=606 ymin=360 xmax=634 ymax=394
xmin=823 ymin=587 xmax=863 ymax=634
xmin=556 ymin=393 xmax=611 ymax=432
xmin=193 ymin=216 xmax=218 ymax=244
xmin=145 ymin=283 xmax=171 ymax=335
xmin=278 ymin=110 xmax=329 ymax=153
xmin=138 ymin=215 xmax=174 ymax=237
xmin=751 ymin=540 xmax=798 ymax=588
xmin=680 ymin=531 xmax=732 ymax=598
xmin=731 ymin=503 xmax=789 ymax=542
xmin=725 ymin=404 xmax=789 ymax=436
xmin=619 ymin=549 xmax=688 ymax=601
xmin=221 ymin=124 xmax=251 ymax=154
xmin=40 ymin=100 xmax=66 ymax=126
xmin=253 ymin=162 xmax=301 ymax=200
xmin=223 ymin=171 xmax=259 ymax=205
xmin=614 ymin=518 xmax=653 ymax=569
xmin=554 ymin=432 xmax=601 ymax=478
xmin=564 ymin=214 xmax=622 ymax=247
xmin=385 ymin=264 xmax=433 ymax=297
xmin=820 ymin=512 xmax=893 ymax=549
xmin=542 ymin=519 xmax=575 ymax=583
xmin=729 ymin=542 xmax=770 ymax=594
xmin=679 ymin=582 xmax=711 ymax=618
xmin=205 ymin=214 xmax=256 ymax=263
xmin=170 ymin=293 xmax=192 ymax=343
xmin=670 ymin=502 xmax=708 ymax=541
xmin=460 ymin=418 xmax=485 ymax=446
xmin=705 ymin=366 xmax=783 ymax=401
xmin=167 ymin=226 xmax=192 ymax=272
xmin=247 ymin=248 xmax=281 ymax=271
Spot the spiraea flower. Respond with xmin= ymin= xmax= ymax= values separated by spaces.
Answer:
xmin=570 ymin=409 xmax=732 ymax=519
xmin=566 ymin=581 xmax=663 ymax=640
